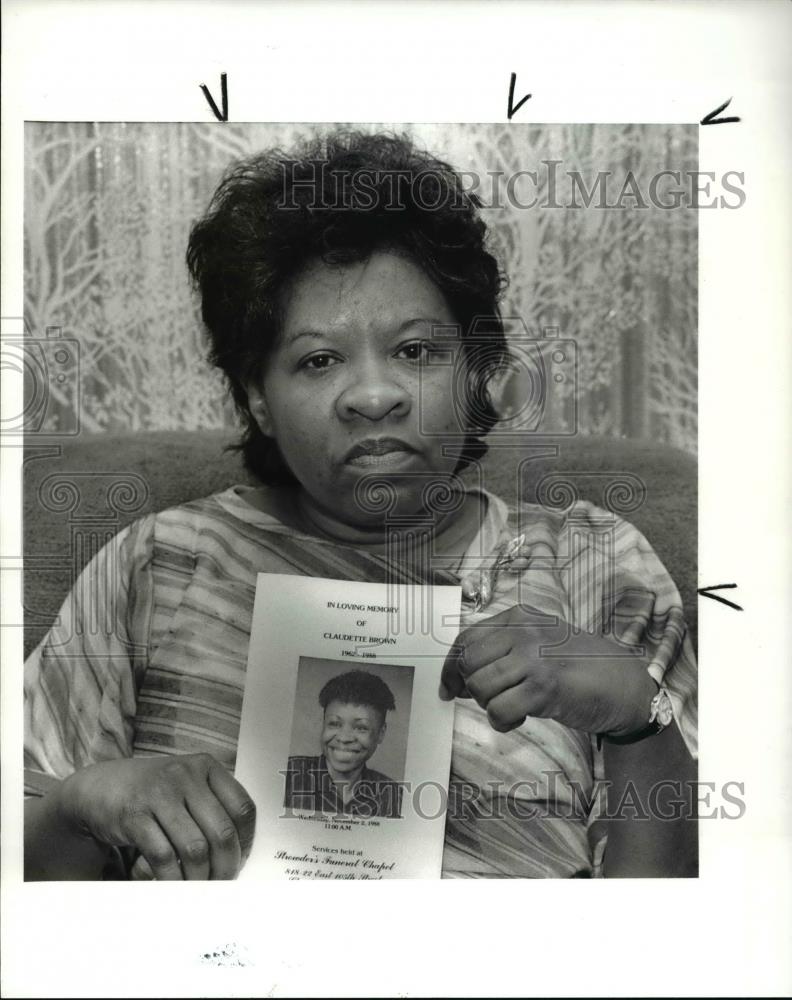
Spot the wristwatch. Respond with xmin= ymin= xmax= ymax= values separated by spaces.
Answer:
xmin=601 ymin=686 xmax=675 ymax=747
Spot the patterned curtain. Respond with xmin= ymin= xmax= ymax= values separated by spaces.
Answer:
xmin=24 ymin=122 xmax=697 ymax=453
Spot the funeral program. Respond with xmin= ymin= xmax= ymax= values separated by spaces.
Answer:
xmin=236 ymin=574 xmax=460 ymax=879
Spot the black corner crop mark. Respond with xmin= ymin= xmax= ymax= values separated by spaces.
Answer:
xmin=507 ymin=73 xmax=532 ymax=121
xmin=200 ymin=72 xmax=228 ymax=122
xmin=698 ymin=583 xmax=743 ymax=611
xmin=701 ymin=97 xmax=740 ymax=126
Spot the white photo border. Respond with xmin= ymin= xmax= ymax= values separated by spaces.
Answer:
xmin=2 ymin=1 xmax=791 ymax=997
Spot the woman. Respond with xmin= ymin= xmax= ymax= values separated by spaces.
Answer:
xmin=24 ymin=130 xmax=698 ymax=880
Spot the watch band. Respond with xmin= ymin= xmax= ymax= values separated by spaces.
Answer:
xmin=599 ymin=687 xmax=674 ymax=747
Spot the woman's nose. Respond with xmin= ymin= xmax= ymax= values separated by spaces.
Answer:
xmin=336 ymin=365 xmax=411 ymax=421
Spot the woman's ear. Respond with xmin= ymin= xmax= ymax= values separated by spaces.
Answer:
xmin=246 ymin=385 xmax=275 ymax=437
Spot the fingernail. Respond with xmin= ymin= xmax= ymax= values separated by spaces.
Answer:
xmin=438 ymin=682 xmax=453 ymax=702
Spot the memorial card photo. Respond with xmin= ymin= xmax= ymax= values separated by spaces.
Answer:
xmin=283 ymin=657 xmax=414 ymax=820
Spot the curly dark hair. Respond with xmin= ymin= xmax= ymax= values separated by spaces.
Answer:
xmin=319 ymin=670 xmax=396 ymax=721
xmin=186 ymin=129 xmax=508 ymax=484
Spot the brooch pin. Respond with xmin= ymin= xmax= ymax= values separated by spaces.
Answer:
xmin=460 ymin=533 xmax=527 ymax=614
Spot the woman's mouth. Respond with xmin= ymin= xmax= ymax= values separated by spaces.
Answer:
xmin=344 ymin=437 xmax=418 ymax=469
xmin=329 ymin=746 xmax=362 ymax=759
xmin=347 ymin=451 xmax=417 ymax=469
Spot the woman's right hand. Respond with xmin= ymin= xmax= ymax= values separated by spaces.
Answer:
xmin=54 ymin=753 xmax=256 ymax=880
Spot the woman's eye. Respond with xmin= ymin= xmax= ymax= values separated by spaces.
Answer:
xmin=396 ymin=340 xmax=434 ymax=363
xmin=300 ymin=353 xmax=339 ymax=372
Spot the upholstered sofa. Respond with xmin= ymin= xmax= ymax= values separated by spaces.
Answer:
xmin=23 ymin=431 xmax=697 ymax=657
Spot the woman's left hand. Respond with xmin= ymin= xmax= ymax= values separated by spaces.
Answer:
xmin=440 ymin=603 xmax=658 ymax=738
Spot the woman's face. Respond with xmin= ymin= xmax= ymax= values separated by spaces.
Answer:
xmin=248 ymin=251 xmax=468 ymax=530
xmin=321 ymin=700 xmax=385 ymax=777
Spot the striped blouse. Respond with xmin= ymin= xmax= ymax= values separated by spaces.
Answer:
xmin=24 ymin=486 xmax=698 ymax=878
